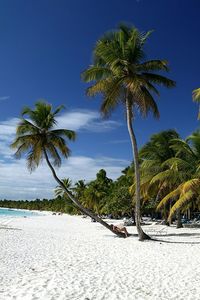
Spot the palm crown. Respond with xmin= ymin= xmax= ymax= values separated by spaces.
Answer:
xmin=82 ymin=24 xmax=175 ymax=118
xmin=11 ymin=101 xmax=76 ymax=171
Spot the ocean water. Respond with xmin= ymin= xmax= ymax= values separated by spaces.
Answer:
xmin=0 ymin=208 xmax=39 ymax=218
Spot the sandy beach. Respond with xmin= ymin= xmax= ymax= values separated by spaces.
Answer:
xmin=0 ymin=214 xmax=200 ymax=300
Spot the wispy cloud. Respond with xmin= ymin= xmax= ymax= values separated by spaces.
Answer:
xmin=56 ymin=109 xmax=121 ymax=132
xmin=0 ymin=118 xmax=19 ymax=137
xmin=0 ymin=96 xmax=10 ymax=101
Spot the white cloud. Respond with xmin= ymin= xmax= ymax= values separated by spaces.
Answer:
xmin=0 ymin=96 xmax=10 ymax=101
xmin=56 ymin=109 xmax=121 ymax=132
xmin=0 ymin=118 xmax=19 ymax=137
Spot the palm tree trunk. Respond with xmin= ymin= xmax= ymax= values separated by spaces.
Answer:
xmin=176 ymin=209 xmax=183 ymax=228
xmin=43 ymin=148 xmax=126 ymax=238
xmin=126 ymin=98 xmax=150 ymax=241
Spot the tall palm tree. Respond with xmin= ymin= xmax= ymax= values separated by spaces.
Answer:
xmin=11 ymin=101 xmax=124 ymax=237
xmin=82 ymin=24 xmax=175 ymax=240
xmin=192 ymin=88 xmax=200 ymax=119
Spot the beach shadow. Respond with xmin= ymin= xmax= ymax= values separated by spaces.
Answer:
xmin=104 ymin=233 xmax=138 ymax=239
xmin=0 ymin=227 xmax=22 ymax=231
xmin=153 ymin=232 xmax=200 ymax=238
xmin=104 ymin=233 xmax=200 ymax=244
xmin=150 ymin=238 xmax=200 ymax=244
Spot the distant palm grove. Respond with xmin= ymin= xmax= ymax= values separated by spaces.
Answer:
xmin=2 ymin=24 xmax=200 ymax=240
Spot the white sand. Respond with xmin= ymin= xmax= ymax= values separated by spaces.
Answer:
xmin=0 ymin=214 xmax=200 ymax=300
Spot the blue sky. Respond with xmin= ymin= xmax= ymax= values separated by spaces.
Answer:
xmin=0 ymin=0 xmax=199 ymax=199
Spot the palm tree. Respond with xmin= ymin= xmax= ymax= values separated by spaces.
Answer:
xmin=192 ymin=88 xmax=200 ymax=119
xmin=72 ymin=180 xmax=87 ymax=198
xmin=156 ymin=131 xmax=200 ymax=222
xmin=11 ymin=101 xmax=125 ymax=237
xmin=80 ymin=169 xmax=113 ymax=215
xmin=54 ymin=178 xmax=79 ymax=214
xmin=55 ymin=178 xmax=72 ymax=195
xmin=82 ymin=24 xmax=175 ymax=240
xmin=138 ymin=130 xmax=180 ymax=224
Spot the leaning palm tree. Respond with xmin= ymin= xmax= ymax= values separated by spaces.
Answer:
xmin=192 ymin=88 xmax=200 ymax=119
xmin=11 ymin=101 xmax=124 ymax=237
xmin=82 ymin=24 xmax=175 ymax=240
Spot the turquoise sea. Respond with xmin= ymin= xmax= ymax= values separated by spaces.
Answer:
xmin=0 ymin=208 xmax=39 ymax=218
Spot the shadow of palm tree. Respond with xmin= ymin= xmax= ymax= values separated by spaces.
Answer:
xmin=153 ymin=239 xmax=200 ymax=244
xmin=104 ymin=233 xmax=138 ymax=238
xmin=154 ymin=232 xmax=200 ymax=237
xmin=0 ymin=227 xmax=21 ymax=231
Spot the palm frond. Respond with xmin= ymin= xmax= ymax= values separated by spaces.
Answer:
xmin=49 ymin=129 xmax=76 ymax=141
xmin=82 ymin=66 xmax=111 ymax=82
xmin=168 ymin=190 xmax=194 ymax=220
xmin=161 ymin=157 xmax=193 ymax=170
xmin=192 ymin=88 xmax=200 ymax=103
xmin=46 ymin=144 xmax=62 ymax=168
xmin=16 ymin=119 xmax=39 ymax=135
xmin=53 ymin=105 xmax=65 ymax=116
xmin=142 ymin=73 xmax=176 ymax=88
xmin=134 ymin=86 xmax=160 ymax=119
xmin=137 ymin=60 xmax=169 ymax=72
xmin=150 ymin=169 xmax=175 ymax=185
xmin=157 ymin=186 xmax=181 ymax=211
xmin=181 ymin=178 xmax=200 ymax=193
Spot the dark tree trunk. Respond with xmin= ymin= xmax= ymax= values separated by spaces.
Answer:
xmin=126 ymin=99 xmax=150 ymax=241
xmin=176 ymin=209 xmax=183 ymax=229
xmin=43 ymin=149 xmax=126 ymax=238
xmin=131 ymin=208 xmax=136 ymax=225
xmin=163 ymin=205 xmax=170 ymax=226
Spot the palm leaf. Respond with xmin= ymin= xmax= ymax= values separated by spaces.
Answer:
xmin=168 ymin=190 xmax=194 ymax=219
xmin=142 ymin=73 xmax=176 ymax=88
xmin=156 ymin=186 xmax=182 ymax=211
xmin=137 ymin=60 xmax=169 ymax=72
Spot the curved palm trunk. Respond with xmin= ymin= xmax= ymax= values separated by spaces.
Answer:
xmin=126 ymin=99 xmax=150 ymax=241
xmin=43 ymin=149 xmax=126 ymax=238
